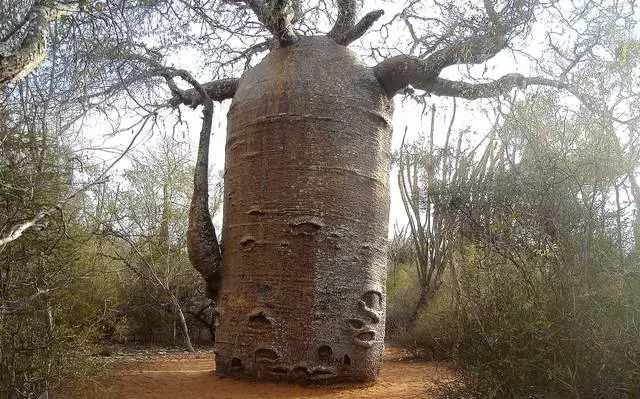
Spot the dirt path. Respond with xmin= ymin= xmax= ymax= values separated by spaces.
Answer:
xmin=72 ymin=348 xmax=453 ymax=398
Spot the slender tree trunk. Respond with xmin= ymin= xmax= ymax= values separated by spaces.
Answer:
xmin=449 ymin=254 xmax=464 ymax=359
xmin=170 ymin=294 xmax=194 ymax=353
xmin=408 ymin=285 xmax=430 ymax=328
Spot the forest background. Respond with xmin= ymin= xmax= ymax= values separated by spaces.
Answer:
xmin=1 ymin=0 xmax=640 ymax=397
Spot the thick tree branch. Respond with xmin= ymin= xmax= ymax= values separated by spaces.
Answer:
xmin=168 ymin=78 xmax=239 ymax=107
xmin=373 ymin=42 xmax=507 ymax=97
xmin=327 ymin=0 xmax=383 ymax=46
xmin=373 ymin=32 xmax=509 ymax=95
xmin=327 ymin=0 xmax=357 ymax=42
xmin=0 ymin=1 xmax=76 ymax=87
xmin=374 ymin=1 xmax=538 ymax=94
xmin=426 ymin=74 xmax=539 ymax=99
xmin=390 ymin=73 xmax=625 ymax=123
xmin=162 ymin=69 xmax=224 ymax=301
xmin=338 ymin=10 xmax=384 ymax=46
xmin=239 ymin=0 xmax=298 ymax=46
xmin=430 ymin=34 xmax=509 ymax=68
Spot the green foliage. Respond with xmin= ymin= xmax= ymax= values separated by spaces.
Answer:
xmin=95 ymin=135 xmax=217 ymax=348
xmin=390 ymin=94 xmax=640 ymax=398
xmin=0 ymin=123 xmax=108 ymax=397
xmin=616 ymin=40 xmax=640 ymax=69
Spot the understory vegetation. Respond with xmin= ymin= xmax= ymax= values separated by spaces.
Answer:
xmin=386 ymin=95 xmax=640 ymax=398
xmin=3 ymin=0 xmax=640 ymax=397
xmin=0 ymin=117 xmax=218 ymax=397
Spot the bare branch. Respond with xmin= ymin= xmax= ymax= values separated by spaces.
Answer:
xmin=168 ymin=78 xmax=239 ymax=107
xmin=483 ymin=0 xmax=501 ymax=27
xmin=0 ymin=179 xmax=106 ymax=247
xmin=238 ymin=0 xmax=298 ymax=46
xmin=420 ymin=75 xmax=632 ymax=123
xmin=373 ymin=33 xmax=507 ymax=96
xmin=338 ymin=10 xmax=384 ymax=46
xmin=425 ymin=74 xmax=534 ymax=99
xmin=161 ymin=68 xmax=224 ymax=301
xmin=327 ymin=0 xmax=358 ymax=43
xmin=0 ymin=288 xmax=50 ymax=315
xmin=0 ymin=1 xmax=77 ymax=86
xmin=425 ymin=75 xmax=577 ymax=102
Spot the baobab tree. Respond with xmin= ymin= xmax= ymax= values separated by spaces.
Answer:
xmin=2 ymin=0 xmax=634 ymax=387
xmin=166 ymin=0 xmax=619 ymax=385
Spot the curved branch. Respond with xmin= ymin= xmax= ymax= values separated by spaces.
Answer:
xmin=427 ymin=33 xmax=508 ymax=71
xmin=327 ymin=0 xmax=358 ymax=43
xmin=387 ymin=72 xmax=628 ymax=123
xmin=374 ymin=40 xmax=507 ymax=97
xmin=425 ymin=74 xmax=535 ymax=99
xmin=163 ymin=70 xmax=224 ymax=301
xmin=338 ymin=10 xmax=384 ymax=46
xmin=0 ymin=1 xmax=76 ymax=86
xmin=168 ymin=78 xmax=239 ymax=107
xmin=373 ymin=32 xmax=508 ymax=96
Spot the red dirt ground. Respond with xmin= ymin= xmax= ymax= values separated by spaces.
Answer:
xmin=69 ymin=347 xmax=454 ymax=398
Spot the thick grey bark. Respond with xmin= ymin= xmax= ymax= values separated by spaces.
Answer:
xmin=215 ymin=36 xmax=392 ymax=384
xmin=327 ymin=0 xmax=384 ymax=46
xmin=238 ymin=0 xmax=298 ymax=46
xmin=163 ymin=71 xmax=227 ymax=301
xmin=0 ymin=1 xmax=75 ymax=86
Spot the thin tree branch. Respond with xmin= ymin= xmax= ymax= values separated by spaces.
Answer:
xmin=0 ymin=288 xmax=50 ymax=315
xmin=0 ymin=113 xmax=149 ymax=248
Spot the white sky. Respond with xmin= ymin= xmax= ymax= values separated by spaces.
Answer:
xmin=77 ymin=0 xmax=635 ymax=238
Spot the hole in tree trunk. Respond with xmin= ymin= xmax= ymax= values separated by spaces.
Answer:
xmin=255 ymin=348 xmax=278 ymax=362
xmin=256 ymin=284 xmax=272 ymax=294
xmin=309 ymin=367 xmax=335 ymax=378
xmin=356 ymin=331 xmax=375 ymax=341
xmin=317 ymin=345 xmax=332 ymax=358
xmin=271 ymin=366 xmax=289 ymax=374
xmin=343 ymin=355 xmax=351 ymax=366
xmin=362 ymin=291 xmax=382 ymax=309
xmin=231 ymin=358 xmax=243 ymax=372
xmin=291 ymin=221 xmax=322 ymax=235
xmin=292 ymin=365 xmax=309 ymax=377
xmin=239 ymin=237 xmax=256 ymax=251
xmin=248 ymin=311 xmax=273 ymax=327
xmin=247 ymin=208 xmax=265 ymax=218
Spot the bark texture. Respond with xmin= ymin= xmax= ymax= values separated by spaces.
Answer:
xmin=0 ymin=2 xmax=75 ymax=87
xmin=215 ymin=36 xmax=393 ymax=384
xmin=184 ymin=75 xmax=224 ymax=301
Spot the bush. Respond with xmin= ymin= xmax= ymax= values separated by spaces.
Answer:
xmin=437 ymin=246 xmax=640 ymax=399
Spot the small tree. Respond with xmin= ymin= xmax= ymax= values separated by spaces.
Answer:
xmin=104 ymin=134 xmax=220 ymax=351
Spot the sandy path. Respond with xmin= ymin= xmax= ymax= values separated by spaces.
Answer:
xmin=71 ymin=348 xmax=453 ymax=398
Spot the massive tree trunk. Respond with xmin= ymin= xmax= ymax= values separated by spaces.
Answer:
xmin=214 ymin=36 xmax=393 ymax=384
xmin=165 ymin=0 xmax=590 ymax=387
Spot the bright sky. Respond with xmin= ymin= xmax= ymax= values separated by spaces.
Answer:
xmin=77 ymin=0 xmax=613 ymax=238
